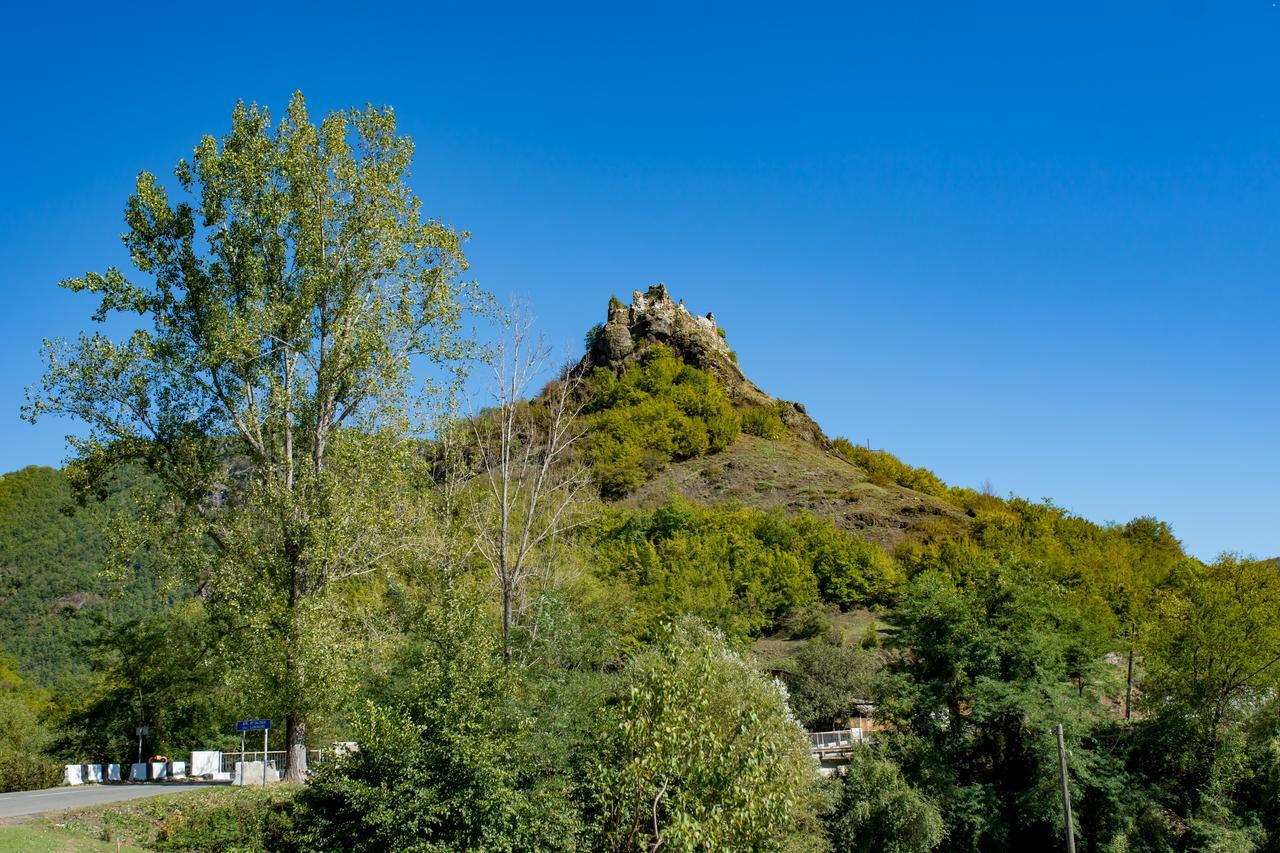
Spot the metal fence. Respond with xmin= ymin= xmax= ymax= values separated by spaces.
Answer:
xmin=808 ymin=729 xmax=863 ymax=755
xmin=218 ymin=749 xmax=326 ymax=774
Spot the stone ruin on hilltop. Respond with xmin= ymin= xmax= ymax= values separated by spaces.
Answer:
xmin=576 ymin=284 xmax=827 ymax=445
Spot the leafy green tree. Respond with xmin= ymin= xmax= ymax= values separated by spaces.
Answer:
xmin=54 ymin=603 xmax=234 ymax=763
xmin=25 ymin=93 xmax=485 ymax=780
xmin=782 ymin=638 xmax=877 ymax=731
xmin=876 ymin=565 xmax=1117 ymax=851
xmin=589 ymin=620 xmax=820 ymax=851
xmin=298 ymin=590 xmax=583 ymax=852
xmin=0 ymin=649 xmax=60 ymax=792
xmin=1141 ymin=555 xmax=1280 ymax=806
xmin=825 ymin=749 xmax=943 ymax=853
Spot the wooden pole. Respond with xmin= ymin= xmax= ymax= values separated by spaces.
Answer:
xmin=1056 ymin=724 xmax=1076 ymax=853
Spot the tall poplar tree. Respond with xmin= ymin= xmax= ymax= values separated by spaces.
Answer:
xmin=25 ymin=93 xmax=484 ymax=780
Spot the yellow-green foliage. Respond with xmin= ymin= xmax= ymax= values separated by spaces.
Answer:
xmin=832 ymin=437 xmax=948 ymax=497
xmin=591 ymin=621 xmax=819 ymax=850
xmin=581 ymin=345 xmax=740 ymax=498
xmin=593 ymin=499 xmax=900 ymax=641
xmin=0 ymin=648 xmax=58 ymax=793
xmin=894 ymin=494 xmax=1190 ymax=639
xmin=740 ymin=404 xmax=786 ymax=440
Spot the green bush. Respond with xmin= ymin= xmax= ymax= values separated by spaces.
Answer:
xmin=295 ymin=595 xmax=583 ymax=852
xmin=150 ymin=791 xmax=298 ymax=852
xmin=0 ymin=742 xmax=59 ymax=794
xmin=782 ymin=638 xmax=877 ymax=731
xmin=741 ymin=404 xmax=787 ymax=440
xmin=581 ymin=345 xmax=740 ymax=498
xmin=0 ymin=651 xmax=59 ymax=793
xmin=825 ymin=749 xmax=944 ymax=852
xmin=594 ymin=500 xmax=900 ymax=642
xmin=832 ymin=438 xmax=948 ymax=497
xmin=588 ymin=620 xmax=820 ymax=850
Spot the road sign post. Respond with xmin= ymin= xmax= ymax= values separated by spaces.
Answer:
xmin=135 ymin=725 xmax=149 ymax=765
xmin=235 ymin=720 xmax=271 ymax=786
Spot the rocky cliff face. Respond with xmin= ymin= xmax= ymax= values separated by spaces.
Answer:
xmin=575 ymin=284 xmax=827 ymax=444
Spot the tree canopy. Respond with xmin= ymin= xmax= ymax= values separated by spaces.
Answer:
xmin=26 ymin=92 xmax=487 ymax=779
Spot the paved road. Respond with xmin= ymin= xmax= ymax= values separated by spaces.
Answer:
xmin=0 ymin=783 xmax=220 ymax=819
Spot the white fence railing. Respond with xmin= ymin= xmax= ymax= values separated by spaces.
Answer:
xmin=808 ymin=729 xmax=863 ymax=755
xmin=218 ymin=749 xmax=326 ymax=774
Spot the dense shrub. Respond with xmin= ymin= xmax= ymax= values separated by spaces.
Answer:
xmin=741 ymin=404 xmax=787 ymax=440
xmin=594 ymin=500 xmax=899 ymax=642
xmin=296 ymin=595 xmax=583 ymax=852
xmin=825 ymin=749 xmax=944 ymax=853
xmin=0 ymin=651 xmax=59 ymax=793
xmin=781 ymin=639 xmax=877 ymax=731
xmin=832 ymin=438 xmax=947 ymax=497
xmin=588 ymin=620 xmax=821 ymax=850
xmin=149 ymin=789 xmax=299 ymax=852
xmin=580 ymin=345 xmax=740 ymax=498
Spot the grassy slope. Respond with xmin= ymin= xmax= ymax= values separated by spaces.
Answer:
xmin=623 ymin=434 xmax=970 ymax=551
xmin=751 ymin=608 xmax=883 ymax=672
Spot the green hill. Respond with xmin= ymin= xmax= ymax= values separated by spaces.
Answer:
xmin=574 ymin=285 xmax=973 ymax=549
xmin=0 ymin=465 xmax=168 ymax=687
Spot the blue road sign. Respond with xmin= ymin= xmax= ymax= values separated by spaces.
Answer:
xmin=236 ymin=719 xmax=271 ymax=732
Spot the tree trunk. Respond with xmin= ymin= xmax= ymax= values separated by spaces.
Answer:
xmin=1125 ymin=645 xmax=1134 ymax=721
xmin=284 ymin=714 xmax=308 ymax=783
xmin=502 ymin=583 xmax=513 ymax=661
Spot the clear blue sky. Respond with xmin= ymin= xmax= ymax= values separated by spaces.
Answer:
xmin=1 ymin=2 xmax=1276 ymax=560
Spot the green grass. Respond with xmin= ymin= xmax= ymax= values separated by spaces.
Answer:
xmin=0 ymin=787 xmax=298 ymax=852
xmin=0 ymin=824 xmax=145 ymax=852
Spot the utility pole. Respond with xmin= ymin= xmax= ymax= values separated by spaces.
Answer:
xmin=1056 ymin=724 xmax=1076 ymax=853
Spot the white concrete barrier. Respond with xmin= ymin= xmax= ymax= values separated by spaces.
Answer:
xmin=106 ymin=763 xmax=122 ymax=782
xmin=190 ymin=750 xmax=221 ymax=777
xmin=150 ymin=761 xmax=168 ymax=780
xmin=170 ymin=761 xmax=186 ymax=778
xmin=130 ymin=762 xmax=148 ymax=781
xmin=83 ymin=764 xmax=104 ymax=783
xmin=63 ymin=764 xmax=83 ymax=786
xmin=232 ymin=761 xmax=280 ymax=785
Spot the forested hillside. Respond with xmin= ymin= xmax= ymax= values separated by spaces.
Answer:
xmin=0 ymin=465 xmax=167 ymax=687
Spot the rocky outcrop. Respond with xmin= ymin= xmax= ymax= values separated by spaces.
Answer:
xmin=575 ymin=284 xmax=827 ymax=445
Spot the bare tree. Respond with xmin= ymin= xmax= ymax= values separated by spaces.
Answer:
xmin=468 ymin=313 xmax=590 ymax=660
